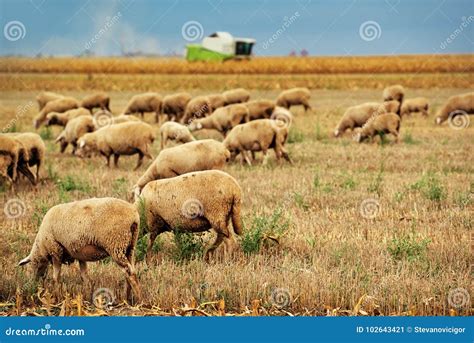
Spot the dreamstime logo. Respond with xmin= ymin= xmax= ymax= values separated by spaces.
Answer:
xmin=359 ymin=21 xmax=382 ymax=41
xmin=4 ymin=199 xmax=26 ymax=219
xmin=93 ymin=111 xmax=114 ymax=128
xmin=92 ymin=288 xmax=115 ymax=309
xmin=440 ymin=16 xmax=474 ymax=50
xmin=84 ymin=12 xmax=122 ymax=51
xmin=4 ymin=21 xmax=26 ymax=41
xmin=181 ymin=21 xmax=204 ymax=42
xmin=2 ymin=101 xmax=34 ymax=133
xmin=262 ymin=12 xmax=300 ymax=49
xmin=270 ymin=288 xmax=291 ymax=308
xmin=447 ymin=288 xmax=470 ymax=309
xmin=448 ymin=110 xmax=470 ymax=130
xmin=359 ymin=198 xmax=380 ymax=219
xmin=181 ymin=198 xmax=204 ymax=219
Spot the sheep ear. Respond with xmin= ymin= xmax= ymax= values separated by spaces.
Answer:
xmin=79 ymin=140 xmax=85 ymax=148
xmin=19 ymin=256 xmax=31 ymax=266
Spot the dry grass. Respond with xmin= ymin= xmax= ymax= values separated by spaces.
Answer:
xmin=0 ymin=69 xmax=472 ymax=316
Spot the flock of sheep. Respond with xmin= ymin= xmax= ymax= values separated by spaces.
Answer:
xmin=1 ymin=85 xmax=473 ymax=303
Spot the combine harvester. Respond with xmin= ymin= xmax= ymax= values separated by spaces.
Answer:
xmin=186 ymin=31 xmax=256 ymax=62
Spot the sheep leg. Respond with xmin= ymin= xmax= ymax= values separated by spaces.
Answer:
xmin=60 ymin=142 xmax=68 ymax=153
xmin=17 ymin=163 xmax=36 ymax=185
xmin=303 ymin=100 xmax=311 ymax=112
xmin=146 ymin=231 xmax=158 ymax=265
xmin=134 ymin=152 xmax=144 ymax=170
xmin=79 ymin=261 xmax=88 ymax=282
xmin=113 ymin=154 xmax=120 ymax=167
xmin=204 ymin=232 xmax=225 ymax=262
xmin=111 ymin=253 xmax=142 ymax=304
xmin=261 ymin=150 xmax=269 ymax=165
xmin=52 ymin=257 xmax=62 ymax=284
xmin=243 ymin=151 xmax=252 ymax=166
xmin=36 ymin=162 xmax=41 ymax=182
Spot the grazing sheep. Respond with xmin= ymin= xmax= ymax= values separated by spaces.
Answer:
xmin=354 ymin=113 xmax=401 ymax=143
xmin=181 ymin=96 xmax=212 ymax=124
xmin=276 ymin=87 xmax=311 ymax=112
xmin=5 ymin=132 xmax=45 ymax=183
xmin=0 ymin=135 xmax=35 ymax=185
xmin=223 ymin=119 xmax=291 ymax=165
xmin=271 ymin=106 xmax=293 ymax=128
xmin=34 ymin=97 xmax=79 ymax=129
xmin=76 ymin=121 xmax=155 ymax=170
xmin=383 ymin=85 xmax=405 ymax=103
xmin=223 ymin=88 xmax=251 ymax=105
xmin=123 ymin=92 xmax=162 ymax=122
xmin=45 ymin=107 xmax=91 ymax=127
xmin=400 ymin=97 xmax=430 ymax=117
xmin=188 ymin=104 xmax=250 ymax=136
xmin=435 ymin=92 xmax=474 ymax=125
xmin=36 ymin=91 xmax=63 ymax=110
xmin=133 ymin=139 xmax=230 ymax=199
xmin=245 ymin=99 xmax=275 ymax=121
xmin=208 ymin=93 xmax=226 ymax=112
xmin=333 ymin=100 xmax=400 ymax=137
xmin=92 ymin=112 xmax=141 ymax=130
xmin=138 ymin=170 xmax=243 ymax=263
xmin=192 ymin=129 xmax=225 ymax=142
xmin=18 ymin=197 xmax=142 ymax=302
xmin=81 ymin=92 xmax=111 ymax=113
xmin=56 ymin=116 xmax=95 ymax=154
xmin=161 ymin=92 xmax=192 ymax=122
xmin=159 ymin=121 xmax=195 ymax=149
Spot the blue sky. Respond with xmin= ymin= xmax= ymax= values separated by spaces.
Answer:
xmin=0 ymin=0 xmax=473 ymax=56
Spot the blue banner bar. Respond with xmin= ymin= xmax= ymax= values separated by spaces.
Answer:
xmin=0 ymin=317 xmax=472 ymax=343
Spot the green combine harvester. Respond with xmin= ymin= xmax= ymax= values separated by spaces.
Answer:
xmin=186 ymin=32 xmax=256 ymax=62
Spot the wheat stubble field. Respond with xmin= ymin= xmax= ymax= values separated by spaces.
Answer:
xmin=0 ymin=56 xmax=472 ymax=316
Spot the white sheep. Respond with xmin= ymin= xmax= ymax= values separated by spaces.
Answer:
xmin=137 ymin=170 xmax=243 ymax=263
xmin=276 ymin=87 xmax=311 ymax=111
xmin=354 ymin=113 xmax=401 ymax=143
xmin=36 ymin=91 xmax=63 ymax=110
xmin=5 ymin=132 xmax=45 ymax=183
xmin=244 ymin=99 xmax=275 ymax=120
xmin=334 ymin=100 xmax=400 ymax=137
xmin=400 ymin=97 xmax=430 ymax=117
xmin=383 ymin=85 xmax=405 ymax=103
xmin=161 ymin=92 xmax=192 ymax=122
xmin=123 ymin=92 xmax=162 ymax=122
xmin=435 ymin=92 xmax=474 ymax=125
xmin=18 ymin=197 xmax=142 ymax=302
xmin=223 ymin=119 xmax=291 ymax=165
xmin=0 ymin=134 xmax=36 ymax=186
xmin=159 ymin=121 xmax=195 ymax=149
xmin=223 ymin=88 xmax=251 ymax=105
xmin=34 ymin=97 xmax=80 ymax=128
xmin=55 ymin=115 xmax=95 ymax=154
xmin=181 ymin=96 xmax=212 ymax=124
xmin=45 ymin=107 xmax=91 ymax=127
xmin=188 ymin=104 xmax=250 ymax=136
xmin=76 ymin=121 xmax=155 ymax=170
xmin=80 ymin=92 xmax=111 ymax=113
xmin=132 ymin=139 xmax=230 ymax=199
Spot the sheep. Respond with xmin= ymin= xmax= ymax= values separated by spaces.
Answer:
xmin=400 ymin=97 xmax=430 ymax=117
xmin=208 ymin=93 xmax=226 ymax=112
xmin=5 ymin=132 xmax=45 ymax=183
xmin=383 ymin=85 xmax=405 ymax=103
xmin=34 ymin=97 xmax=79 ymax=129
xmin=159 ymin=121 xmax=195 ymax=149
xmin=55 ymin=115 xmax=95 ymax=154
xmin=80 ymin=92 xmax=111 ymax=113
xmin=223 ymin=119 xmax=291 ymax=165
xmin=76 ymin=121 xmax=155 ymax=170
xmin=45 ymin=107 xmax=91 ymax=127
xmin=192 ymin=129 xmax=225 ymax=142
xmin=138 ymin=170 xmax=243 ymax=263
xmin=122 ymin=92 xmax=162 ymax=122
xmin=0 ymin=135 xmax=35 ymax=186
xmin=132 ymin=139 xmax=230 ymax=199
xmin=223 ymin=88 xmax=251 ymax=105
xmin=181 ymin=96 xmax=212 ymax=124
xmin=333 ymin=100 xmax=400 ymax=137
xmin=270 ymin=106 xmax=293 ymax=128
xmin=188 ymin=104 xmax=250 ymax=136
xmin=244 ymin=99 xmax=275 ymax=121
xmin=36 ymin=91 xmax=63 ymax=110
xmin=435 ymin=92 xmax=474 ymax=125
xmin=18 ymin=197 xmax=142 ymax=302
xmin=276 ymin=87 xmax=311 ymax=112
xmin=161 ymin=92 xmax=192 ymax=122
xmin=354 ymin=113 xmax=401 ymax=143
xmin=92 ymin=112 xmax=141 ymax=130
